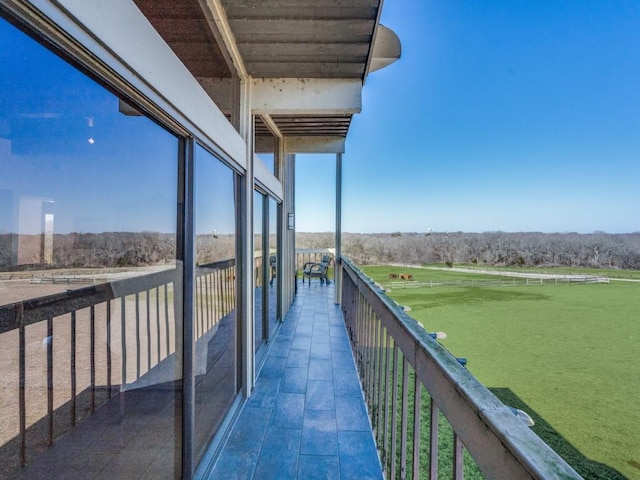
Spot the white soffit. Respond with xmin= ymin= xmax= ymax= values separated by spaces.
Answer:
xmin=284 ymin=136 xmax=345 ymax=154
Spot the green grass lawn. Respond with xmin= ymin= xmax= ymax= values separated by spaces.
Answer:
xmin=362 ymin=265 xmax=640 ymax=480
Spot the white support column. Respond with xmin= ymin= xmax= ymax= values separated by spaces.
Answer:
xmin=335 ymin=152 xmax=342 ymax=305
xmin=280 ymin=153 xmax=296 ymax=310
xmin=237 ymin=76 xmax=255 ymax=398
xmin=275 ymin=135 xmax=287 ymax=317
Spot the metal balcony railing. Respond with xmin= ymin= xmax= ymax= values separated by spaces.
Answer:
xmin=1 ymin=250 xmax=579 ymax=479
xmin=340 ymin=257 xmax=583 ymax=480
xmin=0 ymin=259 xmax=236 ymax=475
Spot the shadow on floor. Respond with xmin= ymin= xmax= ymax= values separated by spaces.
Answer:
xmin=489 ymin=387 xmax=629 ymax=480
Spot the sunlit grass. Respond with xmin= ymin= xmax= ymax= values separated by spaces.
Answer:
xmin=362 ymin=265 xmax=639 ymax=480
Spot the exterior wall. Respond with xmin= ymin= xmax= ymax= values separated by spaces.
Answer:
xmin=0 ymin=1 xmax=292 ymax=477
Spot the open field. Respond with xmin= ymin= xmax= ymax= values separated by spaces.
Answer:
xmin=362 ymin=265 xmax=640 ymax=480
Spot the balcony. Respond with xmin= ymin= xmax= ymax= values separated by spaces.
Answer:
xmin=0 ymin=2 xmax=595 ymax=478
xmin=1 ymin=254 xmax=582 ymax=479
xmin=208 ymin=258 xmax=583 ymax=480
xmin=210 ymin=280 xmax=381 ymax=480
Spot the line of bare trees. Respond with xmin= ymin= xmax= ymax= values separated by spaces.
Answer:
xmin=296 ymin=231 xmax=640 ymax=270
xmin=3 ymin=231 xmax=640 ymax=271
xmin=0 ymin=232 xmax=236 ymax=270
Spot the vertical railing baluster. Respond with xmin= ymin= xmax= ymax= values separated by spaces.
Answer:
xmin=367 ymin=304 xmax=376 ymax=408
xmin=371 ymin=308 xmax=379 ymax=413
xmin=454 ymin=433 xmax=464 ymax=480
xmin=70 ymin=311 xmax=76 ymax=426
xmin=355 ymin=292 xmax=369 ymax=376
xmin=202 ymin=274 xmax=207 ymax=334
xmin=223 ymin=266 xmax=233 ymax=315
xmin=197 ymin=275 xmax=203 ymax=338
xmin=359 ymin=293 xmax=366 ymax=372
xmin=373 ymin=317 xmax=381 ymax=434
xmin=366 ymin=300 xmax=371 ymax=381
xmin=354 ymin=291 xmax=362 ymax=371
xmin=121 ymin=296 xmax=127 ymax=387
xmin=209 ymin=271 xmax=214 ymax=326
xmin=429 ymin=398 xmax=439 ymax=479
xmin=363 ymin=302 xmax=372 ymax=404
xmin=164 ymin=284 xmax=170 ymax=356
xmin=376 ymin=324 xmax=386 ymax=444
xmin=212 ymin=271 xmax=217 ymax=321
xmin=222 ymin=269 xmax=227 ymax=318
xmin=400 ymin=356 xmax=409 ymax=480
xmin=413 ymin=376 xmax=421 ymax=480
xmin=356 ymin=294 xmax=364 ymax=379
xmin=203 ymin=273 xmax=209 ymax=331
xmin=107 ymin=301 xmax=112 ymax=398
xmin=135 ymin=293 xmax=140 ymax=379
xmin=382 ymin=331 xmax=391 ymax=468
xmin=220 ymin=269 xmax=226 ymax=317
xmin=230 ymin=266 xmax=235 ymax=313
xmin=207 ymin=272 xmax=212 ymax=330
xmin=358 ymin=290 xmax=364 ymax=368
xmin=201 ymin=274 xmax=205 ymax=336
xmin=355 ymin=282 xmax=359 ymax=343
xmin=390 ymin=344 xmax=399 ymax=479
xmin=47 ymin=316 xmax=53 ymax=446
xmin=146 ymin=290 xmax=151 ymax=371
xmin=17 ymin=304 xmax=26 ymax=466
xmin=90 ymin=305 xmax=96 ymax=412
xmin=220 ymin=269 xmax=224 ymax=317
xmin=351 ymin=284 xmax=357 ymax=356
xmin=216 ymin=271 xmax=220 ymax=320
xmin=156 ymin=286 xmax=161 ymax=365
xmin=372 ymin=313 xmax=383 ymax=442
xmin=213 ymin=271 xmax=218 ymax=323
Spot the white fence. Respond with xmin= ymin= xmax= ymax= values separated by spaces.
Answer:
xmin=386 ymin=276 xmax=609 ymax=289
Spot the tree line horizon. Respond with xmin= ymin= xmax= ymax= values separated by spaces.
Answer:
xmin=2 ymin=230 xmax=640 ymax=270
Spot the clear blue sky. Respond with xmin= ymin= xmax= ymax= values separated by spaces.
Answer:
xmin=296 ymin=0 xmax=640 ymax=234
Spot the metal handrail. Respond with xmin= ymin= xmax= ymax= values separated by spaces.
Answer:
xmin=0 ymin=258 xmax=236 ymax=473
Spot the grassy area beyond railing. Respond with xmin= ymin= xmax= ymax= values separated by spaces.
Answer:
xmin=340 ymin=257 xmax=582 ymax=480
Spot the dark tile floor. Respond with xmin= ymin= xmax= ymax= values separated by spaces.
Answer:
xmin=210 ymin=282 xmax=383 ymax=480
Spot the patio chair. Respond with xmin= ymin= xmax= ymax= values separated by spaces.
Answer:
xmin=302 ymin=254 xmax=331 ymax=284
xmin=269 ymin=254 xmax=277 ymax=285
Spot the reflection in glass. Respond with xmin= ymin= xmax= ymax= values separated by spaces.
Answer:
xmin=257 ymin=152 xmax=275 ymax=175
xmin=254 ymin=191 xmax=265 ymax=352
xmin=268 ymin=198 xmax=279 ymax=333
xmin=0 ymin=17 xmax=182 ymax=477
xmin=193 ymin=144 xmax=238 ymax=463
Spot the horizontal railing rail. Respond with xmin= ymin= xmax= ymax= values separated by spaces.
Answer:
xmin=0 ymin=268 xmax=177 ymax=333
xmin=340 ymin=257 xmax=582 ymax=480
xmin=0 ymin=258 xmax=236 ymax=475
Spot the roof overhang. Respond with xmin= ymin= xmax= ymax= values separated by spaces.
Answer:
xmin=133 ymin=0 xmax=400 ymax=153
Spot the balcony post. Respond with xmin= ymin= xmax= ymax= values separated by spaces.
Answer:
xmin=237 ymin=75 xmax=256 ymax=396
xmin=335 ymin=152 xmax=343 ymax=304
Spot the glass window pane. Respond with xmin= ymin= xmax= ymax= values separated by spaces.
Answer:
xmin=268 ymin=198 xmax=279 ymax=332
xmin=0 ymin=17 xmax=182 ymax=477
xmin=254 ymin=190 xmax=265 ymax=352
xmin=257 ymin=152 xmax=275 ymax=175
xmin=193 ymin=144 xmax=238 ymax=463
